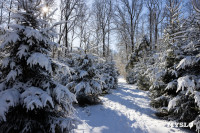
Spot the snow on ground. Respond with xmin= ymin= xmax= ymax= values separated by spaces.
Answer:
xmin=72 ymin=77 xmax=191 ymax=133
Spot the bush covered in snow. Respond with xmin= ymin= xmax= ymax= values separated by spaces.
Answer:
xmin=98 ymin=60 xmax=119 ymax=94
xmin=124 ymin=1 xmax=200 ymax=132
xmin=59 ymin=51 xmax=119 ymax=106
xmin=0 ymin=0 xmax=77 ymax=132
xmin=146 ymin=2 xmax=200 ymax=132
xmin=63 ymin=53 xmax=102 ymax=106
xmin=125 ymin=35 xmax=151 ymax=90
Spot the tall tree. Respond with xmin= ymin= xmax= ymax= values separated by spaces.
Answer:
xmin=0 ymin=0 xmax=4 ymax=25
xmin=165 ymin=0 xmax=182 ymax=44
xmin=115 ymin=0 xmax=143 ymax=53
xmin=153 ymin=0 xmax=165 ymax=47
xmin=59 ymin=0 xmax=81 ymax=55
xmin=0 ymin=0 xmax=76 ymax=132
xmin=7 ymin=0 xmax=13 ymax=26
xmin=92 ymin=0 xmax=113 ymax=57
xmin=146 ymin=0 xmax=155 ymax=48
xmin=77 ymin=1 xmax=89 ymax=49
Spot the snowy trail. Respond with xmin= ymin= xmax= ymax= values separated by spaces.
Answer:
xmin=72 ymin=77 xmax=190 ymax=133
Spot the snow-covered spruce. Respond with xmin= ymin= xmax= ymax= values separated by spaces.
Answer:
xmin=97 ymin=60 xmax=119 ymax=94
xmin=146 ymin=0 xmax=183 ymax=111
xmin=146 ymin=2 xmax=200 ymax=132
xmin=165 ymin=10 xmax=200 ymax=132
xmin=61 ymin=52 xmax=102 ymax=106
xmin=59 ymin=52 xmax=119 ymax=105
xmin=125 ymin=35 xmax=151 ymax=90
xmin=0 ymin=0 xmax=76 ymax=132
xmin=124 ymin=1 xmax=200 ymax=132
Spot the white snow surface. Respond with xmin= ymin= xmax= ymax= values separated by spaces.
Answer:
xmin=72 ymin=77 xmax=190 ymax=133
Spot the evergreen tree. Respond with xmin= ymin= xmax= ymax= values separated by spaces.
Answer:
xmin=165 ymin=2 xmax=200 ymax=131
xmin=125 ymin=35 xmax=151 ymax=90
xmin=148 ymin=0 xmax=183 ymax=110
xmin=148 ymin=1 xmax=200 ymax=132
xmin=60 ymin=51 xmax=119 ymax=106
xmin=63 ymin=52 xmax=102 ymax=106
xmin=98 ymin=60 xmax=119 ymax=94
xmin=0 ymin=0 xmax=76 ymax=132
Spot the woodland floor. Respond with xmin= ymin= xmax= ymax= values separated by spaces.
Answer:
xmin=72 ymin=77 xmax=192 ymax=133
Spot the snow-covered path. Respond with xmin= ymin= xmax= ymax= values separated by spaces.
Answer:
xmin=72 ymin=77 xmax=190 ymax=133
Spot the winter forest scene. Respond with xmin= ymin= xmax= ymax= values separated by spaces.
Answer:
xmin=1 ymin=0 xmax=200 ymax=133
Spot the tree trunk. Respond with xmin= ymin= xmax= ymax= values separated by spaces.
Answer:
xmin=155 ymin=22 xmax=158 ymax=49
xmin=0 ymin=2 xmax=3 ymax=24
xmin=126 ymin=43 xmax=128 ymax=61
xmin=65 ymin=23 xmax=68 ymax=55
xmin=102 ymin=28 xmax=106 ymax=57
xmin=8 ymin=0 xmax=13 ymax=27
xmin=80 ymin=24 xmax=83 ymax=48
xmin=130 ymin=17 xmax=134 ymax=52
xmin=95 ymin=29 xmax=99 ymax=55
xmin=149 ymin=11 xmax=152 ymax=48
xmin=107 ymin=22 xmax=110 ymax=56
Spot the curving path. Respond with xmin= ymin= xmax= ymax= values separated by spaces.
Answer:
xmin=72 ymin=77 xmax=191 ymax=133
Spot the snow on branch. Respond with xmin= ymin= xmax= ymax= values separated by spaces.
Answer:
xmin=74 ymin=82 xmax=85 ymax=94
xmin=21 ymin=87 xmax=54 ymax=110
xmin=177 ymin=76 xmax=195 ymax=95
xmin=52 ymin=59 xmax=72 ymax=76
xmin=6 ymin=70 xmax=17 ymax=82
xmin=168 ymin=96 xmax=180 ymax=111
xmin=0 ymin=89 xmax=20 ymax=121
xmin=53 ymin=84 xmax=77 ymax=113
xmin=0 ymin=32 xmax=20 ymax=49
xmin=27 ymin=52 xmax=52 ymax=73
xmin=17 ymin=44 xmax=29 ymax=59
xmin=1 ymin=57 xmax=10 ymax=68
xmin=194 ymin=91 xmax=200 ymax=108
xmin=176 ymin=56 xmax=200 ymax=70
xmin=166 ymin=80 xmax=177 ymax=90
xmin=193 ymin=0 xmax=200 ymax=13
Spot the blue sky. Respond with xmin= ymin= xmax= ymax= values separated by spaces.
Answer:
xmin=51 ymin=0 xmax=191 ymax=52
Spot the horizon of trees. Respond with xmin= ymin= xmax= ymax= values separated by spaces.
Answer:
xmin=0 ymin=0 xmax=192 ymax=58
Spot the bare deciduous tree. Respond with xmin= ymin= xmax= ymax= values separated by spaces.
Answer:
xmin=92 ymin=0 xmax=113 ymax=57
xmin=115 ymin=0 xmax=143 ymax=53
xmin=58 ymin=0 xmax=81 ymax=55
